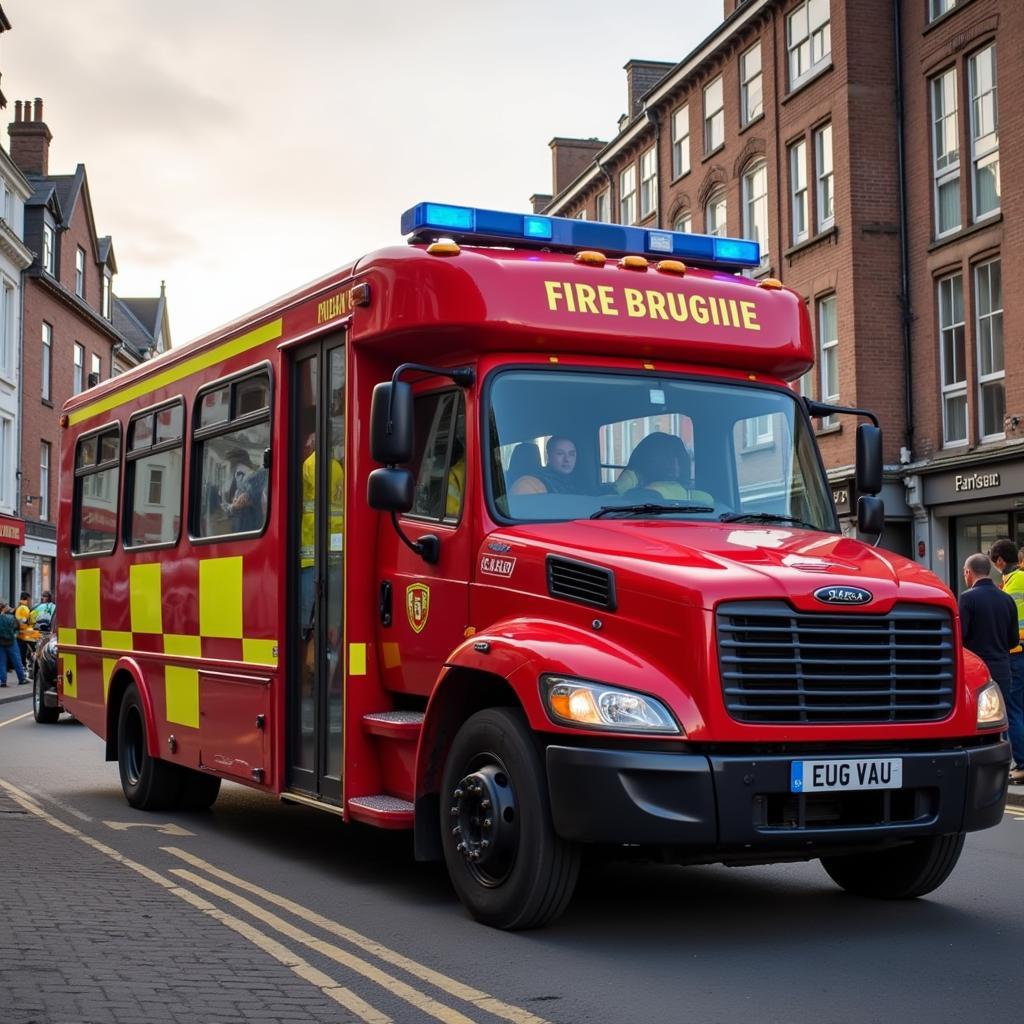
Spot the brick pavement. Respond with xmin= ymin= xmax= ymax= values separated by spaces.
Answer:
xmin=0 ymin=787 xmax=364 ymax=1024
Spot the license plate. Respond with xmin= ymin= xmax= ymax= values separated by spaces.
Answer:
xmin=790 ymin=757 xmax=903 ymax=793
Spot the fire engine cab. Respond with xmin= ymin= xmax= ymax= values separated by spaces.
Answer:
xmin=56 ymin=203 xmax=1010 ymax=929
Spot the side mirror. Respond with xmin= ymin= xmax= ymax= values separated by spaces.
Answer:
xmin=857 ymin=495 xmax=885 ymax=536
xmin=855 ymin=423 xmax=883 ymax=497
xmin=367 ymin=467 xmax=414 ymax=512
xmin=370 ymin=381 xmax=414 ymax=465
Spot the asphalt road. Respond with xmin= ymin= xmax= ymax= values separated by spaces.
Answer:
xmin=1 ymin=697 xmax=1021 ymax=1024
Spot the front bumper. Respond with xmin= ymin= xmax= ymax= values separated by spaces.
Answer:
xmin=546 ymin=740 xmax=1009 ymax=848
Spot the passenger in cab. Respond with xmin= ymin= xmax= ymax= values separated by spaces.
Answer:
xmin=510 ymin=436 xmax=581 ymax=495
xmin=614 ymin=432 xmax=713 ymax=504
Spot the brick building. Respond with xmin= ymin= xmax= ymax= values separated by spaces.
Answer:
xmin=9 ymin=99 xmax=123 ymax=596
xmin=536 ymin=0 xmax=1018 ymax=592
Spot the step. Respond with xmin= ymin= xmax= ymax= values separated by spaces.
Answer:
xmin=362 ymin=710 xmax=424 ymax=741
xmin=347 ymin=794 xmax=414 ymax=829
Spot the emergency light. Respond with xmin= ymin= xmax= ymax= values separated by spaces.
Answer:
xmin=401 ymin=201 xmax=761 ymax=271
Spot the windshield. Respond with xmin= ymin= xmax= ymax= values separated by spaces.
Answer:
xmin=487 ymin=369 xmax=836 ymax=529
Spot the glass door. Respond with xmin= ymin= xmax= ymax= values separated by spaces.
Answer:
xmin=287 ymin=336 xmax=345 ymax=801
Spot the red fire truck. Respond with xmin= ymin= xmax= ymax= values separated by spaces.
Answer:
xmin=54 ymin=203 xmax=1009 ymax=928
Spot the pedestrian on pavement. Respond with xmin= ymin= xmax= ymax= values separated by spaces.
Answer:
xmin=31 ymin=591 xmax=55 ymax=633
xmin=14 ymin=591 xmax=37 ymax=673
xmin=959 ymin=553 xmax=1017 ymax=757
xmin=0 ymin=601 xmax=27 ymax=686
xmin=989 ymin=538 xmax=1024 ymax=784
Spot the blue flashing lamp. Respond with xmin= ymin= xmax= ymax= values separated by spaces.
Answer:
xmin=400 ymin=201 xmax=760 ymax=270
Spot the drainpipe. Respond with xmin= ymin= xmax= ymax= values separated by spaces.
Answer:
xmin=893 ymin=0 xmax=914 ymax=462
xmin=645 ymin=107 xmax=661 ymax=227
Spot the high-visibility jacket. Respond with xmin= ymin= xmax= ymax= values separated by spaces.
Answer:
xmin=301 ymin=453 xmax=345 ymax=568
xmin=1001 ymin=564 xmax=1024 ymax=653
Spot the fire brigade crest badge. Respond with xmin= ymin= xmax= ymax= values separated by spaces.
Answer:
xmin=406 ymin=583 xmax=430 ymax=634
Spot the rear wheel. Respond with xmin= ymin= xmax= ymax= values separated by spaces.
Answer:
xmin=117 ymin=685 xmax=183 ymax=810
xmin=440 ymin=707 xmax=580 ymax=929
xmin=821 ymin=833 xmax=966 ymax=899
xmin=179 ymin=770 xmax=221 ymax=810
xmin=32 ymin=671 xmax=59 ymax=724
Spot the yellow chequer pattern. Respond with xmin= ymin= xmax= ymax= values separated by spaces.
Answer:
xmin=64 ymin=558 xmax=278 ymax=730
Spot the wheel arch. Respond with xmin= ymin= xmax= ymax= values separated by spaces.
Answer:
xmin=104 ymin=659 xmax=159 ymax=762
xmin=413 ymin=666 xmax=521 ymax=861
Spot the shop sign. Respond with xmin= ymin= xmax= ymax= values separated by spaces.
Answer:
xmin=922 ymin=459 xmax=1024 ymax=506
xmin=0 ymin=515 xmax=25 ymax=546
xmin=954 ymin=471 xmax=1000 ymax=492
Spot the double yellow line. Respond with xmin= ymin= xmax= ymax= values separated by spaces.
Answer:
xmin=0 ymin=778 xmax=551 ymax=1024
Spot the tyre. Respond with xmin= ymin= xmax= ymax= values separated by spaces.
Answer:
xmin=821 ymin=833 xmax=966 ymax=899
xmin=117 ymin=685 xmax=184 ymax=810
xmin=32 ymin=671 xmax=59 ymax=724
xmin=178 ymin=770 xmax=221 ymax=810
xmin=440 ymin=707 xmax=580 ymax=929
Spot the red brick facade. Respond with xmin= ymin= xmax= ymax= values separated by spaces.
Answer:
xmin=539 ymin=0 xmax=1020 ymax=580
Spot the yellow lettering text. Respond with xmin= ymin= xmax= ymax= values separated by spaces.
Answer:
xmin=666 ymin=292 xmax=689 ymax=322
xmin=740 ymin=300 xmax=760 ymax=331
xmin=728 ymin=298 xmax=741 ymax=328
xmin=624 ymin=288 xmax=646 ymax=317
xmin=645 ymin=291 xmax=668 ymax=320
xmin=597 ymin=285 xmax=618 ymax=316
xmin=689 ymin=295 xmax=709 ymax=325
xmin=575 ymin=283 xmax=599 ymax=315
xmin=544 ymin=281 xmax=564 ymax=311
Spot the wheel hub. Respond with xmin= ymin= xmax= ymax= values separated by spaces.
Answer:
xmin=448 ymin=763 xmax=518 ymax=885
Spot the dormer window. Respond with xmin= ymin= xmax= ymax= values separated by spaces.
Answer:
xmin=102 ymin=274 xmax=112 ymax=320
xmin=42 ymin=223 xmax=55 ymax=275
xmin=75 ymin=247 xmax=86 ymax=297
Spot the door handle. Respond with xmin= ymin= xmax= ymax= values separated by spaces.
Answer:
xmin=379 ymin=580 xmax=392 ymax=627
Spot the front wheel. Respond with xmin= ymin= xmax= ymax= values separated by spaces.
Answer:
xmin=440 ymin=707 xmax=580 ymax=929
xmin=821 ymin=833 xmax=966 ymax=899
xmin=117 ymin=685 xmax=183 ymax=810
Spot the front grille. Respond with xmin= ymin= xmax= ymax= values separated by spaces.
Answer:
xmin=754 ymin=788 xmax=938 ymax=831
xmin=717 ymin=601 xmax=955 ymax=724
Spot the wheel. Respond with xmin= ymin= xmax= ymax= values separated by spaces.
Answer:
xmin=178 ymin=770 xmax=221 ymax=810
xmin=32 ymin=671 xmax=59 ymax=724
xmin=117 ymin=685 xmax=184 ymax=810
xmin=440 ymin=707 xmax=580 ymax=929
xmin=821 ymin=833 xmax=966 ymax=899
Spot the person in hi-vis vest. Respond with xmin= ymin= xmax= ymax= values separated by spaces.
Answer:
xmin=300 ymin=433 xmax=344 ymax=640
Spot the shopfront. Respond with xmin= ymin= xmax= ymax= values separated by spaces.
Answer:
xmin=0 ymin=513 xmax=26 ymax=603
xmin=829 ymin=472 xmax=913 ymax=558
xmin=917 ymin=458 xmax=1024 ymax=596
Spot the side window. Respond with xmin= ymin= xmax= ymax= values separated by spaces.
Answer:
xmin=192 ymin=368 xmax=272 ymax=539
xmin=732 ymin=412 xmax=797 ymax=513
xmin=125 ymin=400 xmax=184 ymax=547
xmin=409 ymin=391 xmax=465 ymax=522
xmin=73 ymin=425 xmax=121 ymax=555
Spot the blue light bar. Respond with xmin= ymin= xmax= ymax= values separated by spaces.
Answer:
xmin=401 ymin=201 xmax=760 ymax=270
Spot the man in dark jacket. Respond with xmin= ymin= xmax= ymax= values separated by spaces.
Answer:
xmin=959 ymin=553 xmax=1018 ymax=701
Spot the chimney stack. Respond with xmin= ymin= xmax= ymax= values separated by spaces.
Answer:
xmin=549 ymin=137 xmax=605 ymax=198
xmin=8 ymin=96 xmax=52 ymax=176
xmin=624 ymin=61 xmax=675 ymax=120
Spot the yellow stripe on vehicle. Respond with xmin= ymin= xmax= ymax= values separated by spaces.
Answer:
xmin=199 ymin=556 xmax=243 ymax=640
xmin=349 ymin=643 xmax=366 ymax=676
xmin=130 ymin=562 xmax=163 ymax=634
xmin=76 ymin=569 xmax=101 ymax=631
xmin=67 ymin=319 xmax=283 ymax=426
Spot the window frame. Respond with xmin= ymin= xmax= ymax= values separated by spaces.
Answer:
xmin=741 ymin=160 xmax=769 ymax=267
xmin=931 ymin=68 xmax=961 ymax=237
xmin=929 ymin=0 xmax=957 ymax=20
xmin=595 ymin=189 xmax=610 ymax=223
xmin=0 ymin=276 xmax=12 ymax=380
xmin=705 ymin=187 xmax=727 ymax=237
xmin=786 ymin=0 xmax=832 ymax=90
xmin=937 ymin=271 xmax=968 ymax=447
xmin=789 ymin=139 xmax=808 ymax=243
xmin=189 ymin=362 xmax=274 ymax=545
xmin=619 ymin=165 xmax=637 ymax=225
xmin=90 ymin=352 xmax=102 ymax=387
xmin=673 ymin=210 xmax=692 ymax=233
xmin=974 ymin=258 xmax=1004 ymax=441
xmin=814 ymin=122 xmax=834 ymax=231
xmin=123 ymin=396 xmax=186 ymax=551
xmin=102 ymin=273 xmax=112 ymax=320
xmin=403 ymin=387 xmax=466 ymax=526
xmin=73 ymin=343 xmax=84 ymax=395
xmin=639 ymin=146 xmax=658 ymax=220
xmin=41 ymin=322 xmax=52 ymax=402
xmin=740 ymin=43 xmax=763 ymax=126
xmin=75 ymin=246 xmax=86 ymax=298
xmin=671 ymin=104 xmax=690 ymax=179
xmin=40 ymin=440 xmax=51 ymax=523
xmin=42 ymin=221 xmax=55 ymax=276
xmin=817 ymin=294 xmax=839 ymax=425
xmin=967 ymin=44 xmax=999 ymax=222
xmin=71 ymin=422 xmax=121 ymax=556
xmin=704 ymin=75 xmax=724 ymax=153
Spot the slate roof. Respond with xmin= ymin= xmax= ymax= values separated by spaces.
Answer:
xmin=112 ymin=296 xmax=157 ymax=359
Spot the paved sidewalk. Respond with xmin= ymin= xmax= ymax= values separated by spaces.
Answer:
xmin=0 ymin=785 xmax=366 ymax=1024
xmin=0 ymin=680 xmax=31 ymax=703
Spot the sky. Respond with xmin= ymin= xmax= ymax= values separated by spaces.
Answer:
xmin=1 ymin=1 xmax=722 ymax=344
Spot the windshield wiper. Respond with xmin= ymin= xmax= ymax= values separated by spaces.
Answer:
xmin=719 ymin=511 xmax=820 ymax=530
xmin=591 ymin=503 xmax=715 ymax=520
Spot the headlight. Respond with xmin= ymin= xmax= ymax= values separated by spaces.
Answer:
xmin=976 ymin=681 xmax=1007 ymax=728
xmin=541 ymin=675 xmax=680 ymax=734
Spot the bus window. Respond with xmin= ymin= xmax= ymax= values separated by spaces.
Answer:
xmin=192 ymin=368 xmax=272 ymax=539
xmin=125 ymin=400 xmax=184 ymax=548
xmin=73 ymin=424 xmax=121 ymax=556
